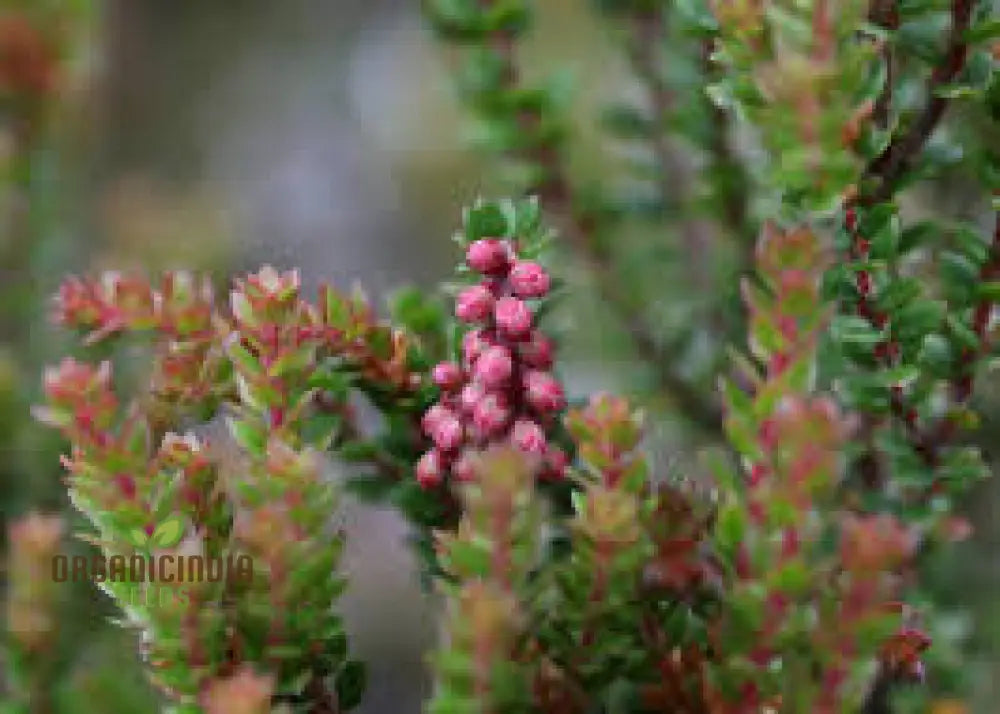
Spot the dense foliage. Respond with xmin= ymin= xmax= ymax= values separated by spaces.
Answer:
xmin=4 ymin=0 xmax=1000 ymax=713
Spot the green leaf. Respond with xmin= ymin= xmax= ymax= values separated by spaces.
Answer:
xmin=879 ymin=365 xmax=920 ymax=388
xmin=770 ymin=559 xmax=810 ymax=596
xmin=939 ymin=447 xmax=989 ymax=489
xmin=227 ymin=417 xmax=266 ymax=458
xmin=965 ymin=19 xmax=1000 ymax=44
xmin=946 ymin=315 xmax=981 ymax=352
xmin=150 ymin=515 xmax=185 ymax=548
xmin=978 ymin=281 xmax=1000 ymax=301
xmin=464 ymin=202 xmax=509 ymax=242
xmin=126 ymin=527 xmax=149 ymax=547
xmin=830 ymin=315 xmax=884 ymax=346
xmin=917 ymin=333 xmax=954 ymax=377
xmin=878 ymin=277 xmax=921 ymax=313
xmin=675 ymin=0 xmax=719 ymax=33
xmin=836 ymin=374 xmax=891 ymax=412
xmin=898 ymin=220 xmax=938 ymax=254
xmin=226 ymin=338 xmax=262 ymax=376
xmin=932 ymin=83 xmax=982 ymax=100
xmin=869 ymin=212 xmax=900 ymax=260
xmin=716 ymin=502 xmax=746 ymax=552
xmin=895 ymin=300 xmax=946 ymax=341
xmin=443 ymin=539 xmax=492 ymax=578
xmin=268 ymin=344 xmax=316 ymax=378
xmin=940 ymin=252 xmax=981 ymax=303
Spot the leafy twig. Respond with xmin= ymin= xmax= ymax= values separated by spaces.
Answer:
xmin=861 ymin=0 xmax=975 ymax=204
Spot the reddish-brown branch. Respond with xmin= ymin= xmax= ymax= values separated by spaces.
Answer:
xmin=917 ymin=203 xmax=1000 ymax=463
xmin=846 ymin=0 xmax=977 ymax=481
xmin=868 ymin=0 xmax=900 ymax=129
xmin=860 ymin=0 xmax=974 ymax=204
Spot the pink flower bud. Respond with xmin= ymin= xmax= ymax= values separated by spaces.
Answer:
xmin=462 ymin=329 xmax=492 ymax=368
xmin=474 ymin=346 xmax=513 ymax=389
xmin=431 ymin=413 xmax=464 ymax=452
xmin=511 ymin=419 xmax=546 ymax=455
xmin=455 ymin=285 xmax=494 ymax=323
xmin=422 ymin=404 xmax=453 ymax=437
xmin=509 ymin=260 xmax=551 ymax=298
xmin=518 ymin=331 xmax=553 ymax=369
xmin=416 ymin=449 xmax=444 ymax=489
xmin=472 ymin=393 xmax=510 ymax=438
xmin=465 ymin=239 xmax=510 ymax=275
xmin=524 ymin=370 xmax=565 ymax=413
xmin=432 ymin=362 xmax=463 ymax=392
xmin=494 ymin=297 xmax=532 ymax=339
xmin=459 ymin=381 xmax=486 ymax=415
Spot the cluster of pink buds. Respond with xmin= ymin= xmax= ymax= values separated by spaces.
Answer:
xmin=416 ymin=238 xmax=567 ymax=488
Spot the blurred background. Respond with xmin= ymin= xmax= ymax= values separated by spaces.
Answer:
xmin=0 ymin=1 xmax=998 ymax=713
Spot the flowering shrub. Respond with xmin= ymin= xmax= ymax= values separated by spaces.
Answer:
xmin=5 ymin=1 xmax=1000 ymax=713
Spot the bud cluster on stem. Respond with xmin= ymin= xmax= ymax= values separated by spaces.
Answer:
xmin=417 ymin=236 xmax=567 ymax=488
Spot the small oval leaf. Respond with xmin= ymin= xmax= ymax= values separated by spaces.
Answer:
xmin=151 ymin=515 xmax=185 ymax=548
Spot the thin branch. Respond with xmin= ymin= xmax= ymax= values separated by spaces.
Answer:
xmin=915 ymin=202 xmax=1000 ymax=466
xmin=845 ymin=0 xmax=976 ymax=490
xmin=868 ymin=0 xmax=899 ymax=129
xmin=860 ymin=0 xmax=974 ymax=204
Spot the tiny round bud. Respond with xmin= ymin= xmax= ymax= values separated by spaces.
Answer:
xmin=508 ymin=260 xmax=551 ymax=298
xmin=474 ymin=345 xmax=513 ymax=389
xmin=472 ymin=393 xmax=510 ymax=438
xmin=432 ymin=361 xmax=463 ymax=392
xmin=494 ymin=297 xmax=532 ymax=339
xmin=416 ymin=450 xmax=444 ymax=488
xmin=465 ymin=239 xmax=510 ymax=275
xmin=524 ymin=370 xmax=565 ymax=412
xmin=462 ymin=329 xmax=492 ymax=368
xmin=422 ymin=404 xmax=453 ymax=437
xmin=432 ymin=413 xmax=464 ymax=452
xmin=459 ymin=381 xmax=486 ymax=415
xmin=455 ymin=285 xmax=494 ymax=323
xmin=511 ymin=419 xmax=546 ymax=455
xmin=518 ymin=331 xmax=553 ymax=369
